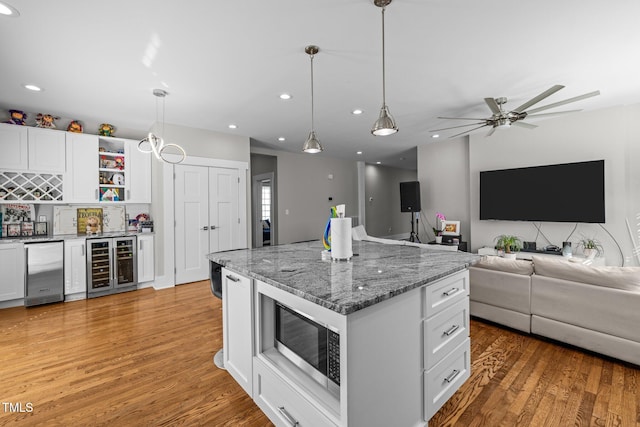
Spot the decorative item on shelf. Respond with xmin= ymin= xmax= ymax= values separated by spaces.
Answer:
xmin=34 ymin=222 xmax=48 ymax=236
xmin=1 ymin=203 xmax=34 ymax=223
xmin=35 ymin=113 xmax=60 ymax=128
xmin=99 ymin=187 xmax=120 ymax=202
xmin=562 ymin=241 xmax=572 ymax=258
xmin=66 ymin=120 xmax=83 ymax=133
xmin=111 ymin=173 xmax=124 ymax=186
xmin=7 ymin=223 xmax=21 ymax=237
xmin=100 ymin=156 xmax=117 ymax=169
xmin=302 ymin=45 xmax=323 ymax=153
xmin=77 ymin=208 xmax=103 ymax=235
xmin=138 ymin=89 xmax=186 ymax=164
xmin=442 ymin=220 xmax=461 ymax=236
xmin=20 ymin=221 xmax=34 ymax=236
xmin=98 ymin=123 xmax=115 ymax=137
xmin=5 ymin=109 xmax=27 ymax=125
xmin=322 ymin=205 xmax=338 ymax=251
xmin=139 ymin=220 xmax=154 ymax=233
xmin=371 ymin=0 xmax=398 ymax=136
xmin=494 ymin=234 xmax=522 ymax=259
xmin=114 ymin=156 xmax=124 ymax=170
xmin=576 ymin=236 xmax=603 ymax=259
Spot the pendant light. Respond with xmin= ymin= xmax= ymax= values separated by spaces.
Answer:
xmin=302 ymin=45 xmax=324 ymax=154
xmin=138 ymin=89 xmax=186 ymax=164
xmin=371 ymin=0 xmax=398 ymax=136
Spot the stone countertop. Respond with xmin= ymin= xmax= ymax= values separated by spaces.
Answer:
xmin=0 ymin=231 xmax=152 ymax=244
xmin=207 ymin=240 xmax=481 ymax=315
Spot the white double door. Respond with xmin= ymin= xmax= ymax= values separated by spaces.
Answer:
xmin=174 ymin=165 xmax=243 ymax=284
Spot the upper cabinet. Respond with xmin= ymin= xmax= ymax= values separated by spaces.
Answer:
xmin=0 ymin=124 xmax=65 ymax=173
xmin=65 ymin=133 xmax=99 ymax=203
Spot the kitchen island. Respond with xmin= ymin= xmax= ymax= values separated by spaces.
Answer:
xmin=208 ymin=240 xmax=480 ymax=427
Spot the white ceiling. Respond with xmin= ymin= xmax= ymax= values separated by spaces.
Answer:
xmin=1 ymin=0 xmax=639 ymax=170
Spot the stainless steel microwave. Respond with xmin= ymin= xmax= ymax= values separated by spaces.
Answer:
xmin=274 ymin=302 xmax=340 ymax=396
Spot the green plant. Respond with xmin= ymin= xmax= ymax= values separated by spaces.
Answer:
xmin=577 ymin=237 xmax=604 ymax=256
xmin=494 ymin=234 xmax=523 ymax=253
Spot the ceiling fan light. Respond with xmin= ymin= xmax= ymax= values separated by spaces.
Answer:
xmin=302 ymin=131 xmax=323 ymax=153
xmin=497 ymin=118 xmax=511 ymax=129
xmin=371 ymin=105 xmax=398 ymax=136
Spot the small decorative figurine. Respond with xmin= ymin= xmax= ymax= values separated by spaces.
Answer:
xmin=67 ymin=120 xmax=83 ymax=133
xmin=6 ymin=109 xmax=27 ymax=125
xmin=114 ymin=156 xmax=124 ymax=170
xmin=98 ymin=123 xmax=115 ymax=137
xmin=35 ymin=113 xmax=60 ymax=128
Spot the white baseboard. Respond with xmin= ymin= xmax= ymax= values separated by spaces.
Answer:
xmin=152 ymin=274 xmax=175 ymax=290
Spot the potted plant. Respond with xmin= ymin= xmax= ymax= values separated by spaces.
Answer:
xmin=577 ymin=237 xmax=603 ymax=259
xmin=494 ymin=235 xmax=522 ymax=259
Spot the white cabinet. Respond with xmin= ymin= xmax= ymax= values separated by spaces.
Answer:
xmin=126 ymin=141 xmax=152 ymax=203
xmin=137 ymin=234 xmax=155 ymax=283
xmin=222 ymin=268 xmax=254 ymax=396
xmin=65 ymin=133 xmax=99 ymax=203
xmin=64 ymin=238 xmax=87 ymax=299
xmin=0 ymin=124 xmax=28 ymax=170
xmin=27 ymin=127 xmax=66 ymax=173
xmin=0 ymin=243 xmax=25 ymax=303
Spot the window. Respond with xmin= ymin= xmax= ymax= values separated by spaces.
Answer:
xmin=261 ymin=182 xmax=271 ymax=221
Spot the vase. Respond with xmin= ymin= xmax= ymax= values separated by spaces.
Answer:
xmin=583 ymin=248 xmax=597 ymax=259
xmin=502 ymin=252 xmax=517 ymax=260
xmin=435 ymin=236 xmax=442 ymax=244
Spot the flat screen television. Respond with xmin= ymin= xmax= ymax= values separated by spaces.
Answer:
xmin=480 ymin=160 xmax=605 ymax=223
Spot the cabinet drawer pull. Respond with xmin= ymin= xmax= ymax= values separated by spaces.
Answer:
xmin=226 ymin=274 xmax=240 ymax=282
xmin=444 ymin=369 xmax=460 ymax=383
xmin=443 ymin=325 xmax=460 ymax=336
xmin=278 ymin=406 xmax=299 ymax=426
xmin=442 ymin=287 xmax=459 ymax=297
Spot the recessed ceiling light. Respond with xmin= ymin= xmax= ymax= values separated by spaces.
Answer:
xmin=376 ymin=161 xmax=381 ymax=165
xmin=278 ymin=137 xmax=286 ymax=142
xmin=431 ymin=134 xmax=440 ymax=139
xmin=228 ymin=124 xmax=237 ymax=129
xmin=0 ymin=2 xmax=20 ymax=17
xmin=352 ymin=109 xmax=363 ymax=115
xmin=279 ymin=93 xmax=292 ymax=100
xmin=23 ymin=84 xmax=42 ymax=92
xmin=356 ymin=151 xmax=363 ymax=155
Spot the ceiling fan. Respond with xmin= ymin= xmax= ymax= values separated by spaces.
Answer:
xmin=431 ymin=85 xmax=600 ymax=138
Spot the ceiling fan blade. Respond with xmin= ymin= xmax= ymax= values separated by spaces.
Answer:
xmin=430 ymin=122 xmax=486 ymax=132
xmin=526 ymin=109 xmax=582 ymax=118
xmin=486 ymin=127 xmax=497 ymax=137
xmin=449 ymin=124 xmax=490 ymax=138
xmin=512 ymin=84 xmax=565 ymax=113
xmin=484 ymin=98 xmax=500 ymax=114
xmin=437 ymin=116 xmax=487 ymax=121
xmin=524 ymin=91 xmax=600 ymax=115
xmin=512 ymin=121 xmax=537 ymax=129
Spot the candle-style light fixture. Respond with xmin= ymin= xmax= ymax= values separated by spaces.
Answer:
xmin=138 ymin=89 xmax=186 ymax=164
xmin=302 ymin=45 xmax=324 ymax=154
xmin=371 ymin=0 xmax=398 ymax=136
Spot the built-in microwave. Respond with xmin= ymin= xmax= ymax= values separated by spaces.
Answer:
xmin=275 ymin=302 xmax=340 ymax=395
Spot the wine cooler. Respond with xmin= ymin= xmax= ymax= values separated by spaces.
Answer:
xmin=87 ymin=236 xmax=137 ymax=298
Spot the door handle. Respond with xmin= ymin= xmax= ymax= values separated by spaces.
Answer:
xmin=202 ymin=226 xmax=209 ymax=231
xmin=210 ymin=225 xmax=217 ymax=230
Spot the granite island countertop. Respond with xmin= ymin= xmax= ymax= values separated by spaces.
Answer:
xmin=207 ymin=240 xmax=481 ymax=315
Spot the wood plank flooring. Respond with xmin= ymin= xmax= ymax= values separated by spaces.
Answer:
xmin=1 ymin=281 xmax=638 ymax=426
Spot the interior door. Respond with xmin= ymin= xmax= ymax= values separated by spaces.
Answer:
xmin=174 ymin=164 xmax=209 ymax=284
xmin=209 ymin=167 xmax=240 ymax=253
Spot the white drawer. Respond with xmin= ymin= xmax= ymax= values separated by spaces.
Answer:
xmin=253 ymin=358 xmax=337 ymax=427
xmin=424 ymin=298 xmax=469 ymax=370
xmin=424 ymin=270 xmax=469 ymax=316
xmin=424 ymin=338 xmax=470 ymax=421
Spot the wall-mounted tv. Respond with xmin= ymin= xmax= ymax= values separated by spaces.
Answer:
xmin=480 ymin=160 xmax=605 ymax=223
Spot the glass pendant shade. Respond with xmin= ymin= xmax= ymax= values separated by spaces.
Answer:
xmin=302 ymin=131 xmax=323 ymax=154
xmin=371 ymin=105 xmax=398 ymax=136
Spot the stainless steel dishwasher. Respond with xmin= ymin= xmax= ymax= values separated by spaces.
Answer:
xmin=24 ymin=241 xmax=64 ymax=307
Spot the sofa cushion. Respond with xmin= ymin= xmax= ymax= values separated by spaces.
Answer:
xmin=474 ymin=256 xmax=534 ymax=276
xmin=532 ymin=255 xmax=640 ymax=291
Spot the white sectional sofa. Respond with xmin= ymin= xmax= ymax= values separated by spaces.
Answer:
xmin=470 ymin=255 xmax=640 ymax=365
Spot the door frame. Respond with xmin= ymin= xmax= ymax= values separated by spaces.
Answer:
xmin=252 ymin=172 xmax=276 ymax=248
xmin=156 ymin=155 xmax=249 ymax=289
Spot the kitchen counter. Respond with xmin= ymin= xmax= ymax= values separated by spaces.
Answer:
xmin=207 ymin=240 xmax=480 ymax=315
xmin=0 ymin=231 xmax=152 ymax=244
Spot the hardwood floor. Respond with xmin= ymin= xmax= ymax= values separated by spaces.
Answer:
xmin=1 ymin=281 xmax=638 ymax=426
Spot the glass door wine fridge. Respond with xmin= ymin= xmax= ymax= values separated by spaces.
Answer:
xmin=87 ymin=236 xmax=137 ymax=298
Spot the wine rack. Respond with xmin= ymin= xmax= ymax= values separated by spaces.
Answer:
xmin=0 ymin=171 xmax=63 ymax=202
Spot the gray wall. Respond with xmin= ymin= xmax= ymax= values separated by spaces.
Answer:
xmin=364 ymin=164 xmax=417 ymax=238
xmin=417 ymin=138 xmax=471 ymax=242
xmin=418 ymin=104 xmax=640 ymax=266
xmin=252 ymin=147 xmax=358 ymax=244
xmin=250 ymin=153 xmax=277 ymax=247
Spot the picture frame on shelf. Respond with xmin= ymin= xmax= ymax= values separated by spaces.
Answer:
xmin=34 ymin=222 xmax=48 ymax=236
xmin=21 ymin=221 xmax=34 ymax=236
xmin=441 ymin=220 xmax=461 ymax=236
xmin=7 ymin=223 xmax=21 ymax=237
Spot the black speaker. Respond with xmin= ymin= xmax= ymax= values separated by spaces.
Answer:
xmin=400 ymin=181 xmax=421 ymax=212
